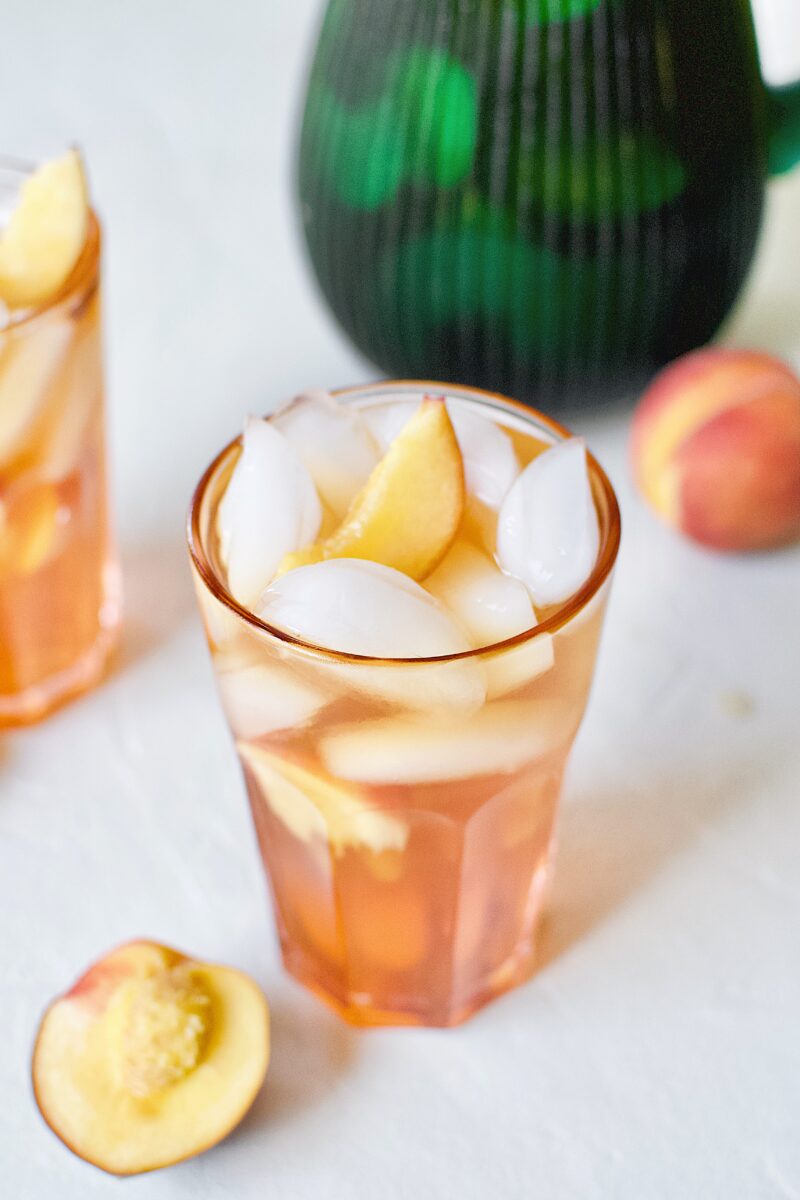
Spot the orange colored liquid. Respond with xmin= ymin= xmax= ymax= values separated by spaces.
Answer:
xmin=234 ymin=598 xmax=603 ymax=1027
xmin=0 ymin=231 xmax=120 ymax=723
xmin=192 ymin=392 xmax=614 ymax=1026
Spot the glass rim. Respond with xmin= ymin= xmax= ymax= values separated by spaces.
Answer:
xmin=0 ymin=156 xmax=100 ymax=334
xmin=187 ymin=381 xmax=622 ymax=666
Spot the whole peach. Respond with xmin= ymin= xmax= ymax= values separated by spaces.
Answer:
xmin=631 ymin=349 xmax=800 ymax=551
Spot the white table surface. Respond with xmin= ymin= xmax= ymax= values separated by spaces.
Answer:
xmin=2 ymin=3 xmax=799 ymax=1196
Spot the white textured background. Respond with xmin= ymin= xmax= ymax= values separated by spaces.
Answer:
xmin=1 ymin=2 xmax=799 ymax=1196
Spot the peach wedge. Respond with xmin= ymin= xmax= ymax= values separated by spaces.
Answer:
xmin=278 ymin=396 xmax=464 ymax=579
xmin=32 ymin=940 xmax=270 ymax=1176
xmin=632 ymin=349 xmax=800 ymax=551
xmin=0 ymin=149 xmax=89 ymax=309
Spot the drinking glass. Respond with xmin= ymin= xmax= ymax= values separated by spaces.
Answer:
xmin=188 ymin=382 xmax=620 ymax=1026
xmin=0 ymin=160 xmax=120 ymax=724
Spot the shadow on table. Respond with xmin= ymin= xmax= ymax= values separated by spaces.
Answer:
xmin=536 ymin=750 xmax=778 ymax=972
xmin=234 ymin=995 xmax=357 ymax=1133
xmin=113 ymin=536 xmax=198 ymax=672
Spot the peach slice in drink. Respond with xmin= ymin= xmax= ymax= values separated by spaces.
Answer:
xmin=238 ymin=741 xmax=408 ymax=853
xmin=319 ymin=698 xmax=577 ymax=785
xmin=0 ymin=150 xmax=89 ymax=309
xmin=277 ymin=396 xmax=464 ymax=579
xmin=0 ymin=319 xmax=72 ymax=462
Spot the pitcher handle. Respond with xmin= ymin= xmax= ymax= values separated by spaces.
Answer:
xmin=766 ymin=82 xmax=800 ymax=175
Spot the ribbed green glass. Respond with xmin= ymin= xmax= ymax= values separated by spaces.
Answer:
xmin=298 ymin=0 xmax=800 ymax=407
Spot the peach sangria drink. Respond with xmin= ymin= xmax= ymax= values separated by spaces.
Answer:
xmin=0 ymin=151 xmax=119 ymax=723
xmin=189 ymin=383 xmax=620 ymax=1027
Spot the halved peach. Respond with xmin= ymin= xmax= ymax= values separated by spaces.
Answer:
xmin=0 ymin=149 xmax=89 ymax=309
xmin=277 ymin=396 xmax=464 ymax=579
xmin=32 ymin=940 xmax=269 ymax=1176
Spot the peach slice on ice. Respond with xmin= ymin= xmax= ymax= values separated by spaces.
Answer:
xmin=32 ymin=940 xmax=269 ymax=1176
xmin=277 ymin=396 xmax=464 ymax=579
xmin=0 ymin=149 xmax=89 ymax=309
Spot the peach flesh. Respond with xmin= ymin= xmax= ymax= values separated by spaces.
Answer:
xmin=32 ymin=940 xmax=270 ymax=1176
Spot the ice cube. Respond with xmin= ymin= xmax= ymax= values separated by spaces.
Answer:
xmin=363 ymin=400 xmax=418 ymax=454
xmin=496 ymin=439 xmax=600 ymax=607
xmin=425 ymin=542 xmax=556 ymax=698
xmin=273 ymin=390 xmax=379 ymax=520
xmin=216 ymin=416 xmax=322 ymax=608
xmin=320 ymin=699 xmax=575 ymax=784
xmin=365 ymin=399 xmax=519 ymax=509
xmin=258 ymin=558 xmax=472 ymax=659
xmin=449 ymin=407 xmax=519 ymax=509
xmin=217 ymin=659 xmax=329 ymax=740
xmin=237 ymin=742 xmax=408 ymax=853
xmin=425 ymin=541 xmax=536 ymax=648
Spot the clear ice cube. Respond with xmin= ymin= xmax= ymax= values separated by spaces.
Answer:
xmin=363 ymin=400 xmax=418 ymax=454
xmin=274 ymin=390 xmax=379 ymax=520
xmin=217 ymin=659 xmax=329 ymax=740
xmin=257 ymin=558 xmax=472 ymax=659
xmin=449 ymin=407 xmax=519 ymax=509
xmin=496 ymin=439 xmax=600 ymax=607
xmin=216 ymin=416 xmax=321 ymax=608
xmin=365 ymin=399 xmax=519 ymax=509
xmin=425 ymin=541 xmax=535 ymax=648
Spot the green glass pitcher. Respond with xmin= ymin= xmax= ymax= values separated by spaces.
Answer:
xmin=297 ymin=0 xmax=800 ymax=407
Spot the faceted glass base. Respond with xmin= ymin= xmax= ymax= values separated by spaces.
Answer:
xmin=281 ymin=918 xmax=544 ymax=1028
xmin=268 ymin=843 xmax=554 ymax=1029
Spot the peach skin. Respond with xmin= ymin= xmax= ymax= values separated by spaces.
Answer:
xmin=631 ymin=349 xmax=800 ymax=551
